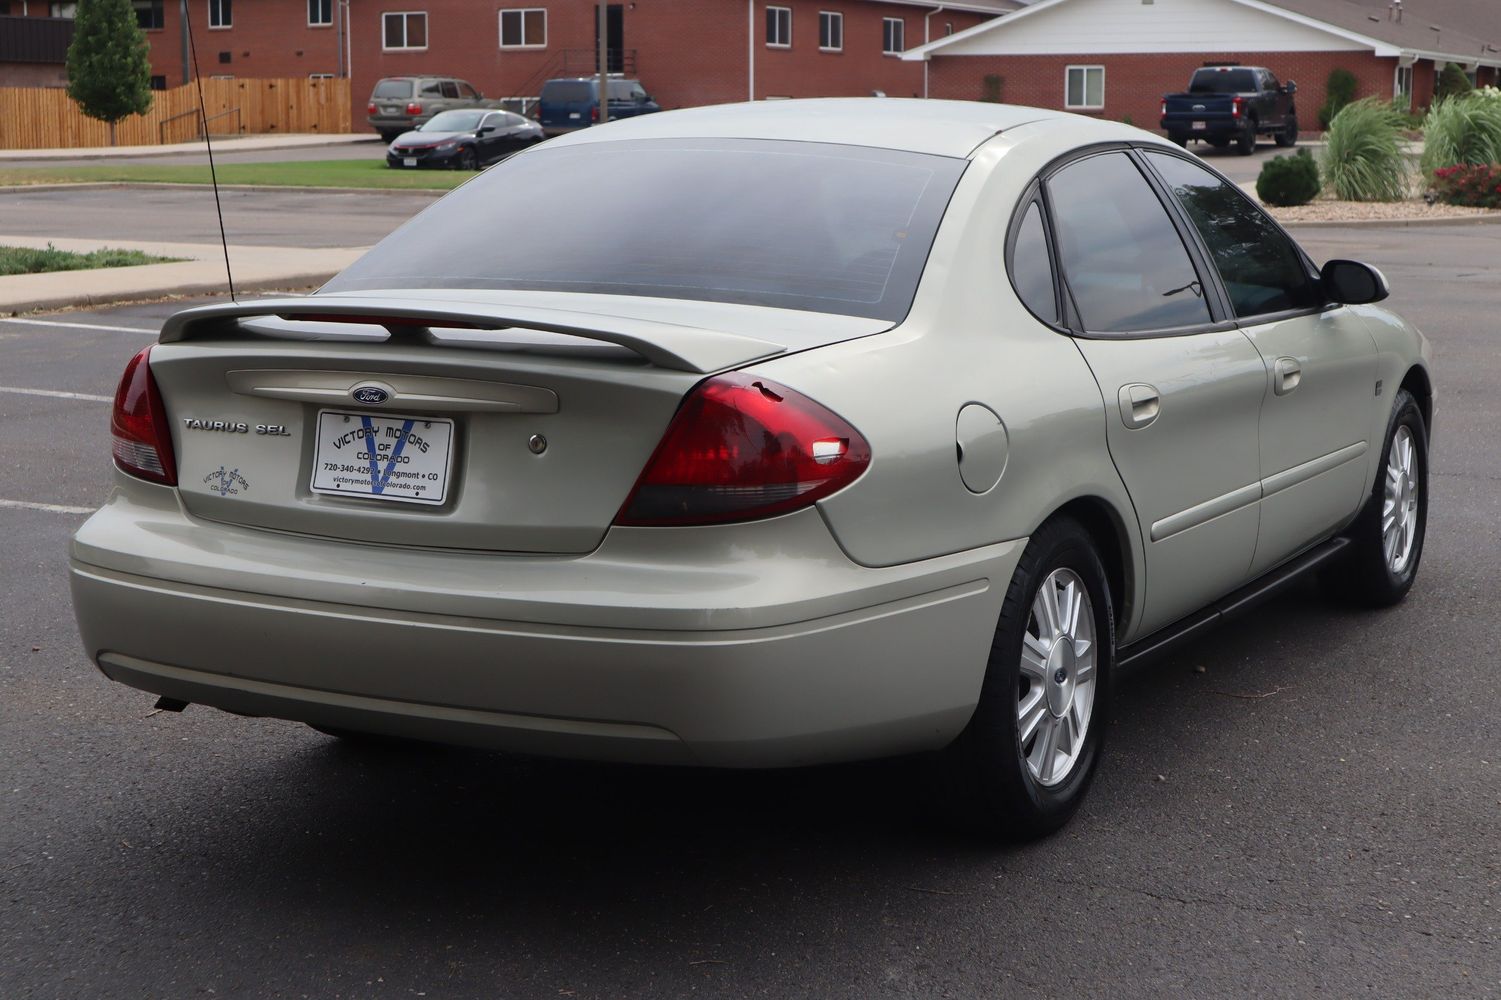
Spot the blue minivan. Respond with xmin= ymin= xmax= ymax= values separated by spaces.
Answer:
xmin=537 ymin=77 xmax=660 ymax=136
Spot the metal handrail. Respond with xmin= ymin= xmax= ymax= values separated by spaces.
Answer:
xmin=158 ymin=106 xmax=243 ymax=144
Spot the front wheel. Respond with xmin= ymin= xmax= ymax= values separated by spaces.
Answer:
xmin=933 ymin=517 xmax=1115 ymax=840
xmin=454 ymin=148 xmax=478 ymax=171
xmin=1275 ymin=115 xmax=1299 ymax=147
xmin=1322 ymin=389 xmax=1429 ymax=606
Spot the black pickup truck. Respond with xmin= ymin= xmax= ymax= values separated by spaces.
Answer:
xmin=1160 ymin=64 xmax=1299 ymax=155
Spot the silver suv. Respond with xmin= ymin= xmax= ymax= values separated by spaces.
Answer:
xmin=367 ymin=76 xmax=487 ymax=142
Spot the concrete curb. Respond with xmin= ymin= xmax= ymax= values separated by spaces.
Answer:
xmin=0 ymin=181 xmax=448 ymax=198
xmin=1281 ymin=212 xmax=1501 ymax=229
xmin=1 ymin=271 xmax=334 ymax=316
xmin=0 ymin=135 xmax=381 ymax=163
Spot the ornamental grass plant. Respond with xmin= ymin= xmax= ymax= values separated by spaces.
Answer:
xmin=1321 ymin=98 xmax=1410 ymax=202
xmin=1420 ymin=94 xmax=1501 ymax=174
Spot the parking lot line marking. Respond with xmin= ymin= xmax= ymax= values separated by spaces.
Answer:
xmin=0 ymin=385 xmax=111 ymax=403
xmin=0 ymin=318 xmax=156 ymax=335
xmin=0 ymin=498 xmax=95 ymax=515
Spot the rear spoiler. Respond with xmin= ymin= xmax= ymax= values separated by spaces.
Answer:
xmin=157 ymin=296 xmax=788 ymax=375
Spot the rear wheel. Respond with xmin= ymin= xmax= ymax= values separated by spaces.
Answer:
xmin=934 ymin=517 xmax=1115 ymax=840
xmin=1275 ymin=115 xmax=1299 ymax=147
xmin=1322 ymin=389 xmax=1428 ymax=607
xmin=1235 ymin=121 xmax=1257 ymax=155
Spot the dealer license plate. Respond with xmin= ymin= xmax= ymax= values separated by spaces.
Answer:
xmin=383 ymin=106 xmax=400 ymax=114
xmin=311 ymin=410 xmax=454 ymax=505
xmin=403 ymin=157 xmax=417 ymax=167
xmin=1192 ymin=120 xmax=1207 ymax=130
xmin=569 ymin=112 xmax=581 ymax=119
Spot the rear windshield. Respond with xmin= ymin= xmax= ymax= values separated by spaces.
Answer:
xmin=322 ymin=138 xmax=966 ymax=322
xmin=372 ymin=79 xmax=412 ymax=99
xmin=541 ymin=80 xmax=592 ymax=103
xmin=1189 ymin=69 xmax=1257 ymax=94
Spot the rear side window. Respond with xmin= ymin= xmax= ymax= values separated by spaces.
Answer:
xmin=372 ymin=79 xmax=411 ymax=99
xmin=542 ymin=80 xmax=591 ymax=103
xmin=1145 ymin=152 xmax=1320 ymax=319
xmin=1009 ymin=200 xmax=1057 ymax=324
xmin=324 ymin=138 xmax=967 ymax=322
xmin=419 ymin=81 xmax=443 ymax=97
xmin=1046 ymin=152 xmax=1211 ymax=333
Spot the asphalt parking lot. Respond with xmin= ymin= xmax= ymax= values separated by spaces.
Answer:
xmin=2 ymin=222 xmax=1499 ymax=999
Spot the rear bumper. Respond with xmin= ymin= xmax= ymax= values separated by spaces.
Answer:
xmin=70 ymin=478 xmax=1020 ymax=767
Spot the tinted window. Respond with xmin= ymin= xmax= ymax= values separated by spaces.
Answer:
xmin=1010 ymin=201 xmax=1057 ymax=324
xmin=423 ymin=110 xmax=486 ymax=132
xmin=440 ymin=81 xmax=460 ymax=99
xmin=418 ymin=81 xmax=443 ymax=97
xmin=1047 ymin=153 xmax=1210 ymax=333
xmin=372 ymin=79 xmax=412 ymax=99
xmin=458 ymin=82 xmax=479 ymax=99
xmin=1189 ymin=68 xmax=1257 ymax=93
xmin=324 ymin=139 xmax=967 ymax=322
xmin=542 ymin=80 xmax=591 ymax=103
xmin=1145 ymin=152 xmax=1320 ymax=319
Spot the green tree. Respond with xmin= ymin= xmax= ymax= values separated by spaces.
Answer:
xmin=1435 ymin=62 xmax=1474 ymax=103
xmin=1318 ymin=68 xmax=1358 ymax=129
xmin=65 ymin=0 xmax=153 ymax=146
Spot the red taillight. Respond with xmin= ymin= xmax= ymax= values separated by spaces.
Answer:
xmin=111 ymin=346 xmax=176 ymax=486
xmin=367 ymin=102 xmax=377 ymax=114
xmin=406 ymin=102 xmax=423 ymax=115
xmin=1232 ymin=96 xmax=1243 ymax=119
xmin=1160 ymin=100 xmax=1167 ymax=117
xmin=590 ymin=104 xmax=599 ymax=122
xmin=615 ymin=374 xmax=870 ymax=527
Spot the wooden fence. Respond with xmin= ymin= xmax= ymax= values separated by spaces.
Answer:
xmin=0 ymin=77 xmax=351 ymax=150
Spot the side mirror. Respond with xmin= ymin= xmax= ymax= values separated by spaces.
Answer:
xmin=1321 ymin=259 xmax=1389 ymax=305
xmin=1285 ymin=80 xmax=1298 ymax=94
xmin=478 ymin=125 xmax=495 ymax=135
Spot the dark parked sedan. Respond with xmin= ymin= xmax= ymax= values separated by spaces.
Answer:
xmin=386 ymin=109 xmax=544 ymax=170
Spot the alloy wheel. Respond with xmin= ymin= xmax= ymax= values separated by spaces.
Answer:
xmin=1017 ymin=568 xmax=1097 ymax=787
xmin=1383 ymin=425 xmax=1420 ymax=573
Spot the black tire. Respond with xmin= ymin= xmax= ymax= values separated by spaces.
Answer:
xmin=455 ymin=147 xmax=478 ymax=171
xmin=1208 ymin=137 xmax=1231 ymax=149
xmin=1275 ymin=115 xmax=1299 ymax=147
xmin=377 ymin=130 xmax=400 ymax=143
xmin=1322 ymin=389 xmax=1429 ymax=607
xmin=1235 ymin=121 xmax=1256 ymax=155
xmin=1167 ymin=133 xmax=1188 ymax=147
xmin=933 ymin=517 xmax=1115 ymax=840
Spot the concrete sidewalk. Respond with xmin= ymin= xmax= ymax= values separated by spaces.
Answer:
xmin=0 ymin=133 xmax=377 ymax=163
xmin=0 ymin=234 xmax=364 ymax=313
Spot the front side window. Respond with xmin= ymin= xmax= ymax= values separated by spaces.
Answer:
xmin=766 ymin=6 xmax=791 ymax=47
xmin=819 ymin=11 xmax=842 ymax=51
xmin=383 ymin=11 xmax=427 ymax=50
xmin=1145 ymin=152 xmax=1320 ymax=319
xmin=324 ymin=139 xmax=967 ymax=322
xmin=440 ymin=81 xmax=460 ymax=98
xmin=208 ymin=0 xmax=230 ymax=29
xmin=499 ymin=8 xmax=546 ymax=48
xmin=1010 ymin=200 xmax=1057 ymax=325
xmin=1065 ymin=66 xmax=1104 ymax=109
xmin=308 ymin=0 xmax=332 ymax=26
xmin=882 ymin=18 xmax=904 ymax=55
xmin=1047 ymin=152 xmax=1211 ymax=333
xmin=458 ymin=81 xmax=479 ymax=99
xmin=131 ymin=0 xmax=161 ymax=26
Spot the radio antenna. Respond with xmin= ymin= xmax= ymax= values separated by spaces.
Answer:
xmin=182 ymin=1 xmax=236 ymax=301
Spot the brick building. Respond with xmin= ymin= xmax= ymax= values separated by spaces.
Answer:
xmin=5 ymin=1 xmax=1018 ymax=129
xmin=904 ymin=0 xmax=1501 ymax=135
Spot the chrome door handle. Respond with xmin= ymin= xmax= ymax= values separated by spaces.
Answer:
xmin=1273 ymin=357 xmax=1302 ymax=396
xmin=1118 ymin=383 xmax=1161 ymax=429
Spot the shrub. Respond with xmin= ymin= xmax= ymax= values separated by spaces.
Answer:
xmin=1256 ymin=149 xmax=1321 ymax=206
xmin=1321 ymin=98 xmax=1410 ymax=202
xmin=1434 ymin=62 xmax=1474 ymax=103
xmin=1420 ymin=94 xmax=1501 ymax=173
xmin=1319 ymin=68 xmax=1358 ymax=129
xmin=1430 ymin=164 xmax=1501 ymax=209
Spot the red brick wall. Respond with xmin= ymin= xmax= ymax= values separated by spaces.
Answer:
xmin=927 ymin=50 xmax=1402 ymax=137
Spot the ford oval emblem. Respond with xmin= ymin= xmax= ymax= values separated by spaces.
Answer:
xmin=352 ymin=385 xmax=389 ymax=405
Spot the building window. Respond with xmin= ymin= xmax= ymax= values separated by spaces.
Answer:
xmin=149 ymin=74 xmax=167 ymax=90
xmin=766 ymin=6 xmax=790 ymax=48
xmin=383 ymin=11 xmax=427 ymax=50
xmin=309 ymin=72 xmax=335 ymax=80
xmin=49 ymin=2 xmax=77 ymax=16
xmin=208 ymin=0 xmax=231 ymax=29
xmin=1394 ymin=64 xmax=1413 ymax=109
xmin=308 ymin=0 xmax=332 ymax=26
xmin=499 ymin=8 xmax=546 ymax=48
xmin=882 ymin=17 xmax=904 ymax=55
xmin=132 ymin=0 xmax=163 ymax=30
xmin=818 ymin=11 xmax=842 ymax=52
xmin=1065 ymin=65 xmax=1105 ymax=109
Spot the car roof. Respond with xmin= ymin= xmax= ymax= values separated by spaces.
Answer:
xmin=545 ymin=98 xmax=1100 ymax=159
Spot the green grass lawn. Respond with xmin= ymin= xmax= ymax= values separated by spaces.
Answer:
xmin=0 ymin=244 xmax=184 ymax=276
xmin=0 ymin=159 xmax=468 ymax=191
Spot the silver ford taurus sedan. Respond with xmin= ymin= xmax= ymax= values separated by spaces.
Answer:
xmin=71 ymin=99 xmax=1431 ymax=839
